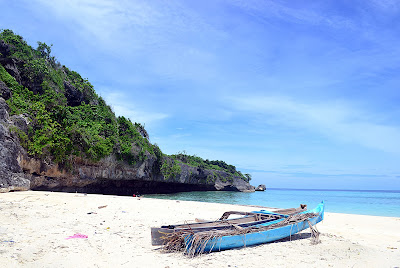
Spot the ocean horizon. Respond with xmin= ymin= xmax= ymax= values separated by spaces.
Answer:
xmin=146 ymin=188 xmax=400 ymax=217
xmin=269 ymin=188 xmax=400 ymax=193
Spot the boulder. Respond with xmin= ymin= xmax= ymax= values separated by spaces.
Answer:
xmin=0 ymin=81 xmax=11 ymax=100
xmin=0 ymin=97 xmax=10 ymax=121
xmin=64 ymin=80 xmax=84 ymax=106
xmin=255 ymin=184 xmax=266 ymax=191
xmin=0 ymin=57 xmax=23 ymax=84
xmin=10 ymin=114 xmax=30 ymax=134
xmin=0 ymin=40 xmax=11 ymax=58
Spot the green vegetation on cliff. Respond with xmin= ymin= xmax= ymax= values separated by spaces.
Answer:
xmin=0 ymin=29 xmax=250 ymax=182
xmin=171 ymin=152 xmax=252 ymax=182
xmin=0 ymin=29 xmax=156 ymax=167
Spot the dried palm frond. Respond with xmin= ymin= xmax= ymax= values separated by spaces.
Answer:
xmin=162 ymin=212 xmax=321 ymax=257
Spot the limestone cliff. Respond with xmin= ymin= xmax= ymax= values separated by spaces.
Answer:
xmin=0 ymin=30 xmax=254 ymax=194
xmin=0 ymin=97 xmax=254 ymax=193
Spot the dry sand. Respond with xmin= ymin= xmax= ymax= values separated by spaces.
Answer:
xmin=0 ymin=191 xmax=399 ymax=268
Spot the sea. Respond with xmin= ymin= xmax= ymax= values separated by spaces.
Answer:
xmin=146 ymin=188 xmax=400 ymax=217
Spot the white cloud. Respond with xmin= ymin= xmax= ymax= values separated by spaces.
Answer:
xmin=34 ymin=0 xmax=159 ymax=45
xmin=229 ymin=95 xmax=400 ymax=154
xmin=33 ymin=0 xmax=222 ymax=82
xmin=33 ymin=0 xmax=217 ymax=47
xmin=231 ymin=0 xmax=356 ymax=30
xmin=369 ymin=0 xmax=400 ymax=12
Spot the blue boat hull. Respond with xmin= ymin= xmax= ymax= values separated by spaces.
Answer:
xmin=185 ymin=201 xmax=324 ymax=253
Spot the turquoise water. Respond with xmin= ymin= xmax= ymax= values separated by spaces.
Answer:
xmin=146 ymin=188 xmax=400 ymax=217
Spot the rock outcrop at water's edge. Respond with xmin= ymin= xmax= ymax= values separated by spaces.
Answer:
xmin=255 ymin=184 xmax=266 ymax=191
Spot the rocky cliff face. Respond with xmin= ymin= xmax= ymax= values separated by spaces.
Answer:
xmin=0 ymin=32 xmax=254 ymax=194
xmin=0 ymin=97 xmax=254 ymax=194
xmin=0 ymin=97 xmax=30 ymax=192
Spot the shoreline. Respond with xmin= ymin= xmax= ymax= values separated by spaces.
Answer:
xmin=146 ymin=190 xmax=400 ymax=218
xmin=144 ymin=196 xmax=282 ymax=210
xmin=1 ymin=191 xmax=399 ymax=267
xmin=144 ymin=197 xmax=400 ymax=218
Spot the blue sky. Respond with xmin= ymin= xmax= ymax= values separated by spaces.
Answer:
xmin=1 ymin=0 xmax=400 ymax=190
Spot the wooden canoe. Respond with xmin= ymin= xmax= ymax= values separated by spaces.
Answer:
xmin=183 ymin=201 xmax=324 ymax=254
xmin=151 ymin=205 xmax=308 ymax=246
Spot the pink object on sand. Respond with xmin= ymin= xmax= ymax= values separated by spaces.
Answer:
xmin=65 ymin=233 xmax=88 ymax=239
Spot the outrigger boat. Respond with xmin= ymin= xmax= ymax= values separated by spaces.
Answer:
xmin=151 ymin=202 xmax=324 ymax=255
xmin=151 ymin=204 xmax=308 ymax=246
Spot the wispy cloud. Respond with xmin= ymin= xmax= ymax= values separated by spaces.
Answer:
xmin=369 ymin=0 xmax=400 ymax=12
xmin=229 ymin=95 xmax=400 ymax=154
xmin=245 ymin=168 xmax=393 ymax=178
xmin=231 ymin=0 xmax=356 ymax=30
xmin=34 ymin=0 xmax=217 ymax=48
xmin=36 ymin=0 xmax=156 ymax=30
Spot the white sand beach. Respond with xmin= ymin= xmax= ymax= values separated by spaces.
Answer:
xmin=0 ymin=191 xmax=399 ymax=268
